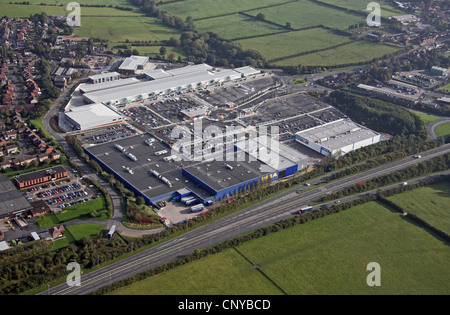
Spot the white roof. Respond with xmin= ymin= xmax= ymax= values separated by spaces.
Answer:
xmin=119 ymin=55 xmax=149 ymax=71
xmin=181 ymin=106 xmax=209 ymax=118
xmin=166 ymin=63 xmax=213 ymax=76
xmin=89 ymin=72 xmax=120 ymax=81
xmin=0 ymin=241 xmax=9 ymax=251
xmin=236 ymin=136 xmax=307 ymax=171
xmin=80 ymin=78 xmax=140 ymax=94
xmin=65 ymin=104 xmax=122 ymax=129
xmin=234 ymin=66 xmax=260 ymax=77
xmin=295 ymin=119 xmax=380 ymax=152
xmin=83 ymin=69 xmax=241 ymax=104
xmin=144 ymin=69 xmax=173 ymax=80
xmin=31 ymin=232 xmax=40 ymax=241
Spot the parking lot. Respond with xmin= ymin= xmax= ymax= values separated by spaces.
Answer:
xmin=194 ymin=75 xmax=277 ymax=110
xmin=77 ymin=123 xmax=141 ymax=145
xmin=23 ymin=169 xmax=100 ymax=212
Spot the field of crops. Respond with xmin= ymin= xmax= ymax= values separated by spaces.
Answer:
xmin=111 ymin=200 xmax=450 ymax=295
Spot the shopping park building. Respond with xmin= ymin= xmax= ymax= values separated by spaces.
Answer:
xmin=85 ymin=133 xmax=307 ymax=206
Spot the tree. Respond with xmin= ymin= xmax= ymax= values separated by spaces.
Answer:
xmin=286 ymin=22 xmax=292 ymax=30
xmin=136 ymin=196 xmax=145 ymax=206
xmin=256 ymin=13 xmax=265 ymax=20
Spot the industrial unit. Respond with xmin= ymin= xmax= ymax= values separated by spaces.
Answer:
xmin=63 ymin=103 xmax=123 ymax=131
xmin=81 ymin=64 xmax=259 ymax=107
xmin=13 ymin=166 xmax=69 ymax=190
xmin=0 ymin=175 xmax=32 ymax=219
xmin=294 ymin=119 xmax=381 ymax=156
xmin=88 ymin=72 xmax=121 ymax=84
xmin=85 ymin=133 xmax=302 ymax=206
xmin=118 ymin=55 xmax=149 ymax=75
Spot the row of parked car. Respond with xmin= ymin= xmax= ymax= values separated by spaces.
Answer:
xmin=40 ymin=183 xmax=82 ymax=197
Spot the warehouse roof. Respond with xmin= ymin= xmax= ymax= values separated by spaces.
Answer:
xmin=80 ymin=78 xmax=140 ymax=94
xmin=83 ymin=69 xmax=241 ymax=104
xmin=89 ymin=72 xmax=120 ymax=82
xmin=0 ymin=175 xmax=32 ymax=217
xmin=143 ymin=69 xmax=173 ymax=80
xmin=236 ymin=137 xmax=307 ymax=171
xmin=166 ymin=63 xmax=213 ymax=76
xmin=14 ymin=166 xmax=68 ymax=184
xmin=119 ymin=55 xmax=149 ymax=71
xmin=64 ymin=104 xmax=122 ymax=129
xmin=295 ymin=119 xmax=380 ymax=152
xmin=85 ymin=134 xmax=214 ymax=201
xmin=234 ymin=66 xmax=260 ymax=77
xmin=183 ymin=153 xmax=276 ymax=192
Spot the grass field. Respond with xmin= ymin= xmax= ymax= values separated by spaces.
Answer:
xmin=0 ymin=4 xmax=142 ymax=17
xmin=194 ymin=13 xmax=285 ymax=40
xmin=159 ymin=0 xmax=283 ymax=20
xmin=435 ymin=122 xmax=450 ymax=138
xmin=111 ymin=201 xmax=450 ymax=295
xmin=0 ymin=0 xmax=137 ymax=8
xmin=66 ymin=223 xmax=106 ymax=241
xmin=35 ymin=195 xmax=109 ymax=228
xmin=245 ymin=0 xmax=364 ymax=30
xmin=237 ymin=28 xmax=352 ymax=61
xmin=439 ymin=83 xmax=450 ymax=93
xmin=275 ymin=41 xmax=401 ymax=66
xmin=74 ymin=16 xmax=182 ymax=43
xmin=387 ymin=181 xmax=450 ymax=235
xmin=410 ymin=111 xmax=442 ymax=125
xmin=320 ymin=0 xmax=407 ymax=17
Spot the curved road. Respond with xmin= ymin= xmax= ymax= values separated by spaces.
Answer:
xmin=42 ymin=81 xmax=164 ymax=237
xmin=39 ymin=143 xmax=450 ymax=295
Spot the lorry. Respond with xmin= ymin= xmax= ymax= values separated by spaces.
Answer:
xmin=191 ymin=204 xmax=204 ymax=213
xmin=298 ymin=206 xmax=313 ymax=214
xmin=186 ymin=199 xmax=198 ymax=206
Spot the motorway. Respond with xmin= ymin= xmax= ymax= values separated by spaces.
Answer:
xmin=39 ymin=142 xmax=450 ymax=295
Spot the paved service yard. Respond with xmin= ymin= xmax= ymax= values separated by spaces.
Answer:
xmin=156 ymin=201 xmax=200 ymax=225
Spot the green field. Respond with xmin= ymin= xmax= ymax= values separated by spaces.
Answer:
xmin=195 ymin=13 xmax=284 ymax=40
xmin=67 ymin=223 xmax=106 ymax=241
xmin=387 ymin=181 xmax=450 ymax=235
xmin=410 ymin=111 xmax=442 ymax=125
xmin=35 ymin=195 xmax=109 ymax=228
xmin=74 ymin=16 xmax=182 ymax=43
xmin=111 ymin=201 xmax=450 ymax=295
xmin=237 ymin=28 xmax=352 ymax=62
xmin=275 ymin=41 xmax=401 ymax=66
xmin=245 ymin=0 xmax=364 ymax=30
xmin=439 ymin=83 xmax=450 ymax=93
xmin=159 ymin=0 xmax=283 ymax=20
xmin=0 ymin=0 xmax=137 ymax=8
xmin=0 ymin=3 xmax=141 ymax=17
xmin=435 ymin=122 xmax=450 ymax=138
xmin=320 ymin=0 xmax=407 ymax=17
